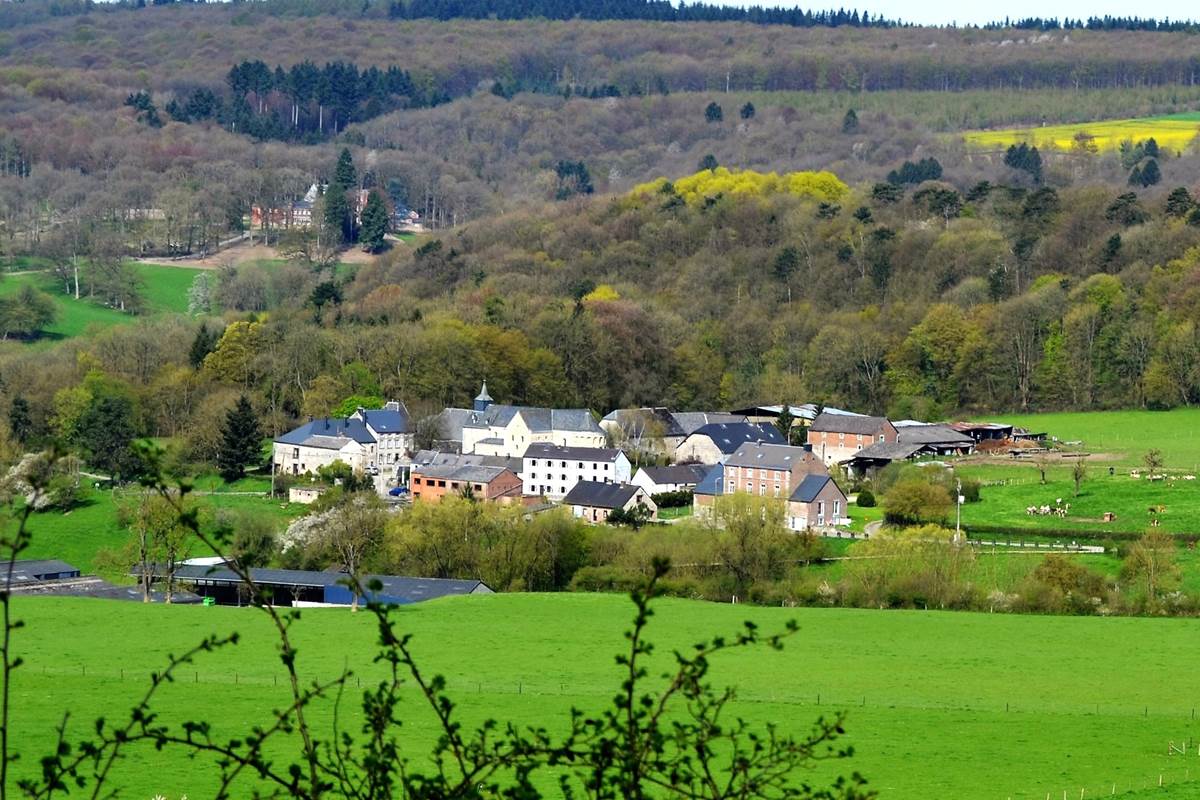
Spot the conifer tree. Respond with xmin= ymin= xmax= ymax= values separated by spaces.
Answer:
xmin=217 ymin=395 xmax=262 ymax=482
xmin=359 ymin=190 xmax=390 ymax=253
xmin=189 ymin=322 xmax=218 ymax=368
xmin=333 ymin=147 xmax=357 ymax=191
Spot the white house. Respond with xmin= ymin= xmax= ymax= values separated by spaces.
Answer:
xmin=521 ymin=443 xmax=631 ymax=500
xmin=564 ymin=481 xmax=657 ymax=524
xmin=272 ymin=401 xmax=414 ymax=476
xmin=455 ymin=382 xmax=606 ymax=458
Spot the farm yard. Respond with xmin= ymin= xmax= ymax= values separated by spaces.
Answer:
xmin=9 ymin=593 xmax=1200 ymax=800
xmin=962 ymin=112 xmax=1200 ymax=153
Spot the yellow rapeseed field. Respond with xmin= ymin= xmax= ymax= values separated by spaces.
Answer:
xmin=963 ymin=114 xmax=1200 ymax=153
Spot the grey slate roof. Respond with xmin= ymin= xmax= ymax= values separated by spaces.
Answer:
xmin=896 ymin=424 xmax=975 ymax=446
xmin=725 ymin=442 xmax=818 ymax=471
xmin=156 ymin=566 xmax=491 ymax=602
xmin=636 ymin=464 xmax=711 ymax=486
xmin=413 ymin=463 xmax=514 ymax=484
xmin=435 ymin=408 xmax=476 ymax=444
xmin=276 ymin=417 xmax=376 ymax=448
xmin=412 ymin=450 xmax=521 ymax=474
xmin=809 ymin=412 xmax=892 ymax=435
xmin=686 ymin=422 xmax=786 ymax=454
xmin=841 ymin=442 xmax=927 ymax=462
xmin=0 ymin=559 xmax=79 ymax=585
xmin=463 ymin=405 xmax=601 ymax=434
xmin=563 ymin=480 xmax=642 ymax=509
xmin=358 ymin=401 xmax=412 ymax=434
xmin=671 ymin=411 xmax=748 ymax=435
xmin=789 ymin=474 xmax=841 ymax=503
xmin=523 ymin=443 xmax=623 ymax=462
xmin=693 ymin=464 xmax=724 ymax=496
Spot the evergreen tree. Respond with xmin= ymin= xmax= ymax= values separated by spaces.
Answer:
xmin=704 ymin=101 xmax=723 ymax=123
xmin=324 ymin=188 xmax=353 ymax=244
xmin=1166 ymin=187 xmax=1196 ymax=218
xmin=217 ymin=395 xmax=262 ymax=482
xmin=774 ymin=403 xmax=795 ymax=443
xmin=9 ymin=396 xmax=31 ymax=444
xmin=333 ymin=147 xmax=357 ymax=191
xmin=841 ymin=108 xmax=859 ymax=133
xmin=739 ymin=101 xmax=756 ymax=119
xmin=189 ymin=322 xmax=218 ymax=368
xmin=359 ymin=189 xmax=390 ymax=253
xmin=78 ymin=395 xmax=138 ymax=478
xmin=698 ymin=153 xmax=718 ymax=171
xmin=1139 ymin=158 xmax=1162 ymax=187
xmin=871 ymin=181 xmax=903 ymax=204
xmin=1144 ymin=137 xmax=1160 ymax=158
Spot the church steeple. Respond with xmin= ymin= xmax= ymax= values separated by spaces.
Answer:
xmin=473 ymin=380 xmax=493 ymax=412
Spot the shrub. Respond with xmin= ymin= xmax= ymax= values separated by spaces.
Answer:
xmin=651 ymin=489 xmax=693 ymax=508
xmin=882 ymin=479 xmax=952 ymax=526
xmin=856 ymin=488 xmax=876 ymax=507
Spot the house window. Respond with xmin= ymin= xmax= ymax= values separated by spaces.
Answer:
xmin=774 ymin=485 xmax=780 ymax=497
xmin=578 ymin=462 xmax=584 ymax=468
xmin=759 ymin=485 xmax=765 ymax=496
xmin=604 ymin=463 xmax=610 ymax=471
xmin=879 ymin=434 xmax=885 ymax=442
xmin=438 ymin=480 xmax=446 ymax=488
xmin=561 ymin=461 xmax=567 ymax=467
xmin=728 ymin=480 xmax=736 ymax=491
xmin=292 ymin=447 xmax=299 ymax=459
xmin=834 ymin=500 xmax=842 ymax=517
xmin=531 ymin=459 xmax=538 ymax=466
xmin=746 ymin=482 xmax=752 ymax=492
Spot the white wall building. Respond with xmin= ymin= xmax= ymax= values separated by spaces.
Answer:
xmin=521 ymin=443 xmax=631 ymax=500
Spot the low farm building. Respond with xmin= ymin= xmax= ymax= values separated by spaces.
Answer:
xmin=563 ymin=480 xmax=657 ymax=523
xmin=410 ymin=463 xmax=523 ymax=503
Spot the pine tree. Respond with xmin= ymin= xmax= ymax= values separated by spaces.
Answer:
xmin=1140 ymin=158 xmax=1162 ymax=187
xmin=841 ymin=108 xmax=859 ymax=133
xmin=359 ymin=189 xmax=390 ymax=253
xmin=1166 ymin=187 xmax=1195 ymax=218
xmin=739 ymin=101 xmax=756 ymax=120
xmin=9 ymin=396 xmax=30 ymax=444
xmin=704 ymin=102 xmax=723 ymax=123
xmin=217 ymin=395 xmax=262 ymax=483
xmin=333 ymin=147 xmax=357 ymax=191
xmin=189 ymin=322 xmax=218 ymax=368
xmin=775 ymin=403 xmax=795 ymax=443
xmin=698 ymin=153 xmax=718 ymax=171
xmin=324 ymin=188 xmax=352 ymax=244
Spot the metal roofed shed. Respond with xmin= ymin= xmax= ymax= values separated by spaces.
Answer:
xmin=136 ymin=565 xmax=493 ymax=607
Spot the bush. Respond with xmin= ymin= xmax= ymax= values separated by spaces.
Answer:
xmin=882 ymin=479 xmax=952 ymax=526
xmin=651 ymin=489 xmax=692 ymax=508
xmin=855 ymin=488 xmax=875 ymax=507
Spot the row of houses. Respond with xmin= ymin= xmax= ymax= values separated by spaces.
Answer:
xmin=270 ymin=383 xmax=1028 ymax=533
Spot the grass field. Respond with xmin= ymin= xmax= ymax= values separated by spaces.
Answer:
xmin=994 ymin=408 xmax=1200 ymax=469
xmin=963 ymin=112 xmax=1200 ymax=153
xmin=13 ymin=484 xmax=305 ymax=574
xmin=9 ymin=593 xmax=1200 ymax=799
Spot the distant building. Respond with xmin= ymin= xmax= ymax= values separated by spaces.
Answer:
xmin=409 ymin=463 xmax=523 ymax=503
xmin=673 ymin=422 xmax=786 ymax=464
xmin=840 ymin=442 xmax=931 ymax=478
xmin=807 ymin=412 xmax=898 ymax=466
xmin=787 ymin=474 xmax=849 ymax=531
xmin=721 ymin=442 xmax=827 ymax=500
xmin=896 ymin=423 xmax=976 ymax=455
xmin=453 ymin=382 xmax=606 ymax=458
xmin=563 ymin=480 xmax=657 ymax=524
xmin=691 ymin=464 xmax=724 ymax=516
xmin=728 ymin=403 xmax=863 ymax=429
xmin=522 ymin=443 xmax=631 ymax=499
xmin=599 ymin=407 xmax=688 ymax=456
xmin=670 ymin=411 xmax=748 ymax=435
xmin=272 ymin=401 xmax=414 ymax=476
xmin=630 ymin=464 xmax=712 ymax=496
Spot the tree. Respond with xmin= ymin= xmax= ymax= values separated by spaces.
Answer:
xmin=1165 ymin=187 xmax=1195 ymax=218
xmin=1139 ymin=158 xmax=1162 ymax=186
xmin=774 ymin=402 xmax=794 ymax=443
xmin=77 ymin=395 xmax=137 ymax=478
xmin=359 ymin=189 xmax=390 ymax=253
xmin=188 ymin=321 xmax=219 ymax=369
xmin=697 ymin=153 xmax=718 ymax=171
xmin=841 ymin=108 xmax=859 ymax=133
xmin=882 ymin=478 xmax=952 ymax=526
xmin=773 ymin=245 xmax=799 ymax=301
xmin=332 ymin=147 xmax=357 ymax=191
xmin=739 ymin=101 xmax=755 ymax=119
xmin=217 ymin=395 xmax=262 ymax=482
xmin=1003 ymin=143 xmax=1043 ymax=183
xmin=8 ymin=397 xmax=31 ymax=444
xmin=307 ymin=493 xmax=389 ymax=610
xmin=187 ymin=272 xmax=214 ymax=315
xmin=704 ymin=101 xmax=723 ymax=122
xmin=1122 ymin=530 xmax=1178 ymax=602
xmin=0 ymin=285 xmax=56 ymax=339
xmin=1143 ymin=448 xmax=1164 ymax=479
xmin=1071 ymin=458 xmax=1087 ymax=497
xmin=871 ymin=182 xmax=902 ymax=204
xmin=122 ymin=491 xmax=192 ymax=603
xmin=323 ymin=188 xmax=353 ymax=245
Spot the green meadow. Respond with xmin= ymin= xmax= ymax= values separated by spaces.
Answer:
xmin=9 ymin=593 xmax=1200 ymax=799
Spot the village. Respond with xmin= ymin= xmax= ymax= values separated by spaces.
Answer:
xmin=271 ymin=381 xmax=1046 ymax=533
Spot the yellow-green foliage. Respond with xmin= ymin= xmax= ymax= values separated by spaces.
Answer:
xmin=964 ymin=115 xmax=1200 ymax=153
xmin=582 ymin=284 xmax=620 ymax=303
xmin=632 ymin=167 xmax=848 ymax=205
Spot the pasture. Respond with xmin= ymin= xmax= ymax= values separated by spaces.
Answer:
xmin=9 ymin=593 xmax=1200 ymax=799
xmin=962 ymin=112 xmax=1200 ymax=153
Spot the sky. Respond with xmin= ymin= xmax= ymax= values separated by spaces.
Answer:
xmin=747 ymin=1 xmax=1197 ymax=27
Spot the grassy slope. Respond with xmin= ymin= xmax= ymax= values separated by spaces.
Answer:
xmin=9 ymin=593 xmax=1200 ymax=799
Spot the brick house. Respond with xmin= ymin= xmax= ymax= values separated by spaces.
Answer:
xmin=786 ymin=474 xmax=849 ymax=531
xmin=720 ymin=442 xmax=828 ymax=500
xmin=409 ymin=464 xmax=523 ymax=504
xmin=807 ymin=412 xmax=898 ymax=466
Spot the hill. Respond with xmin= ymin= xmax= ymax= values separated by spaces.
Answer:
xmin=9 ymin=592 xmax=1200 ymax=798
